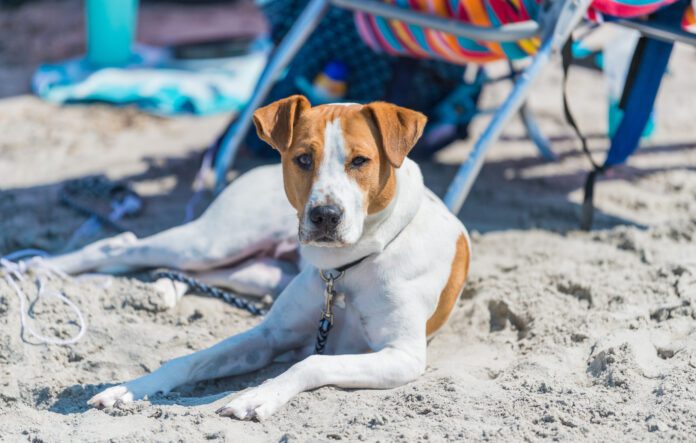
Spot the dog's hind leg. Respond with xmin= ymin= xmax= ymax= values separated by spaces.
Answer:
xmin=43 ymin=220 xmax=232 ymax=275
xmin=46 ymin=164 xmax=297 ymax=275
xmin=43 ymin=231 xmax=141 ymax=274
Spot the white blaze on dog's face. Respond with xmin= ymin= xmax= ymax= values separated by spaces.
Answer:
xmin=253 ymin=95 xmax=426 ymax=246
xmin=305 ymin=118 xmax=364 ymax=244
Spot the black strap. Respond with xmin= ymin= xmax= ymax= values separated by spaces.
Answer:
xmin=619 ymin=37 xmax=648 ymax=110
xmin=333 ymin=255 xmax=370 ymax=273
xmin=561 ymin=38 xmax=603 ymax=172
xmin=580 ymin=169 xmax=598 ymax=231
xmin=561 ymin=37 xmax=604 ymax=230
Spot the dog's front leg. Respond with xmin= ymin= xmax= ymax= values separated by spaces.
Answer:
xmin=217 ymin=344 xmax=426 ymax=421
xmin=89 ymin=271 xmax=321 ymax=408
xmin=88 ymin=324 xmax=277 ymax=408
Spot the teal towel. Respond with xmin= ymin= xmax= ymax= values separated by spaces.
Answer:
xmin=32 ymin=41 xmax=269 ymax=116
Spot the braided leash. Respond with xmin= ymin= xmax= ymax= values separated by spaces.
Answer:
xmin=153 ymin=268 xmax=346 ymax=355
xmin=152 ymin=270 xmax=268 ymax=317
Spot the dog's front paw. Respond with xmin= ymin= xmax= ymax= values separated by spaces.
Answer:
xmin=216 ymin=384 xmax=290 ymax=421
xmin=88 ymin=385 xmax=136 ymax=408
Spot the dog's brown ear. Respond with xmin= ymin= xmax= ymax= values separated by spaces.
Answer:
xmin=253 ymin=95 xmax=311 ymax=153
xmin=363 ymin=102 xmax=427 ymax=167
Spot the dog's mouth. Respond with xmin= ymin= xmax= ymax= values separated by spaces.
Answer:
xmin=299 ymin=229 xmax=348 ymax=247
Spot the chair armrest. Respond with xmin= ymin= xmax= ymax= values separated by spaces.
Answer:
xmin=616 ymin=19 xmax=696 ymax=46
xmin=330 ymin=0 xmax=540 ymax=42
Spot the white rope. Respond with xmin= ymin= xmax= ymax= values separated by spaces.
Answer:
xmin=0 ymin=255 xmax=86 ymax=346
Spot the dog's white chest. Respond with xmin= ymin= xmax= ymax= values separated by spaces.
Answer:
xmin=320 ymin=285 xmax=374 ymax=354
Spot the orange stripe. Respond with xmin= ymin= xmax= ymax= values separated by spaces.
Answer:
xmin=415 ymin=0 xmax=429 ymax=11
xmin=441 ymin=32 xmax=502 ymax=63
xmin=428 ymin=0 xmax=449 ymax=16
xmin=465 ymin=0 xmax=492 ymax=26
xmin=464 ymin=0 xmax=505 ymax=57
xmin=426 ymin=233 xmax=470 ymax=337
xmin=684 ymin=6 xmax=696 ymax=29
xmin=427 ymin=30 xmax=469 ymax=64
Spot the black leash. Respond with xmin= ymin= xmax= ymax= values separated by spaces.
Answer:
xmin=152 ymin=270 xmax=269 ymax=317
xmin=152 ymin=255 xmax=370 ymax=355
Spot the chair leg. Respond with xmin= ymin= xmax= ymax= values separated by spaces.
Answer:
xmin=444 ymin=0 xmax=592 ymax=214
xmin=443 ymin=36 xmax=554 ymax=214
xmin=520 ymin=102 xmax=556 ymax=161
xmin=213 ymin=0 xmax=331 ymax=192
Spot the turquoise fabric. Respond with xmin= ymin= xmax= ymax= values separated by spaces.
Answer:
xmin=32 ymin=42 xmax=270 ymax=116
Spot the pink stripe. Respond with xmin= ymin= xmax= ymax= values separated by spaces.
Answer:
xmin=368 ymin=15 xmax=401 ymax=56
xmin=430 ymin=31 xmax=473 ymax=63
xmin=355 ymin=12 xmax=382 ymax=52
xmin=591 ymin=0 xmax=678 ymax=17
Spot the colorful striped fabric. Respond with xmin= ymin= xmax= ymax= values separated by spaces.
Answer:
xmin=682 ymin=2 xmax=696 ymax=31
xmin=355 ymin=0 xmax=694 ymax=65
xmin=591 ymin=0 xmax=678 ymax=17
xmin=355 ymin=0 xmax=542 ymax=64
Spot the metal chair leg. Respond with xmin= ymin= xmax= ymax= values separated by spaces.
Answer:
xmin=444 ymin=36 xmax=555 ymax=214
xmin=520 ymin=102 xmax=556 ymax=161
xmin=213 ymin=0 xmax=331 ymax=191
xmin=444 ymin=0 xmax=592 ymax=214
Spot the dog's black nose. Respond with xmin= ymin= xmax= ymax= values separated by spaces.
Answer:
xmin=309 ymin=205 xmax=343 ymax=229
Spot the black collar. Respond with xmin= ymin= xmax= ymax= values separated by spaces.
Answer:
xmin=319 ymin=253 xmax=369 ymax=283
xmin=333 ymin=255 xmax=370 ymax=273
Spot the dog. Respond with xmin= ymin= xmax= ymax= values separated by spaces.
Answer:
xmin=49 ymin=95 xmax=471 ymax=420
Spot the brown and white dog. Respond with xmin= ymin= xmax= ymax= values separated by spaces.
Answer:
xmin=50 ymin=95 xmax=470 ymax=420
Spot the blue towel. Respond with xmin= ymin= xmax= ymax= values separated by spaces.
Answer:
xmin=32 ymin=40 xmax=270 ymax=116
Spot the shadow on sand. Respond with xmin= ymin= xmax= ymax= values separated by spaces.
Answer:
xmin=5 ymin=137 xmax=693 ymax=257
xmin=48 ymin=363 xmax=292 ymax=415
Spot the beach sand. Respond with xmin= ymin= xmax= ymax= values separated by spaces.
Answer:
xmin=1 ymin=15 xmax=695 ymax=442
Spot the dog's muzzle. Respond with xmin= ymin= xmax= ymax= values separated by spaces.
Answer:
xmin=305 ymin=204 xmax=344 ymax=243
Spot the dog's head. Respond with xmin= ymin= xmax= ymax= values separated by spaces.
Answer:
xmin=253 ymin=95 xmax=426 ymax=247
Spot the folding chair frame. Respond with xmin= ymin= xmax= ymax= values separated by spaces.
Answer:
xmin=212 ymin=0 xmax=593 ymax=215
xmin=617 ymin=16 xmax=696 ymax=46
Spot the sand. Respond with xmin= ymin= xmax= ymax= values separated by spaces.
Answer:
xmin=1 ymin=14 xmax=696 ymax=443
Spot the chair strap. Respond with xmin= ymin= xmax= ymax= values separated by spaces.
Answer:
xmin=561 ymin=1 xmax=685 ymax=229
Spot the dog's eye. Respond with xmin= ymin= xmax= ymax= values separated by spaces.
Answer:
xmin=350 ymin=156 xmax=369 ymax=168
xmin=294 ymin=154 xmax=312 ymax=170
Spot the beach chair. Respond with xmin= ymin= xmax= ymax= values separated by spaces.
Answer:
xmin=210 ymin=0 xmax=695 ymax=228
xmin=210 ymin=0 xmax=588 ymax=185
